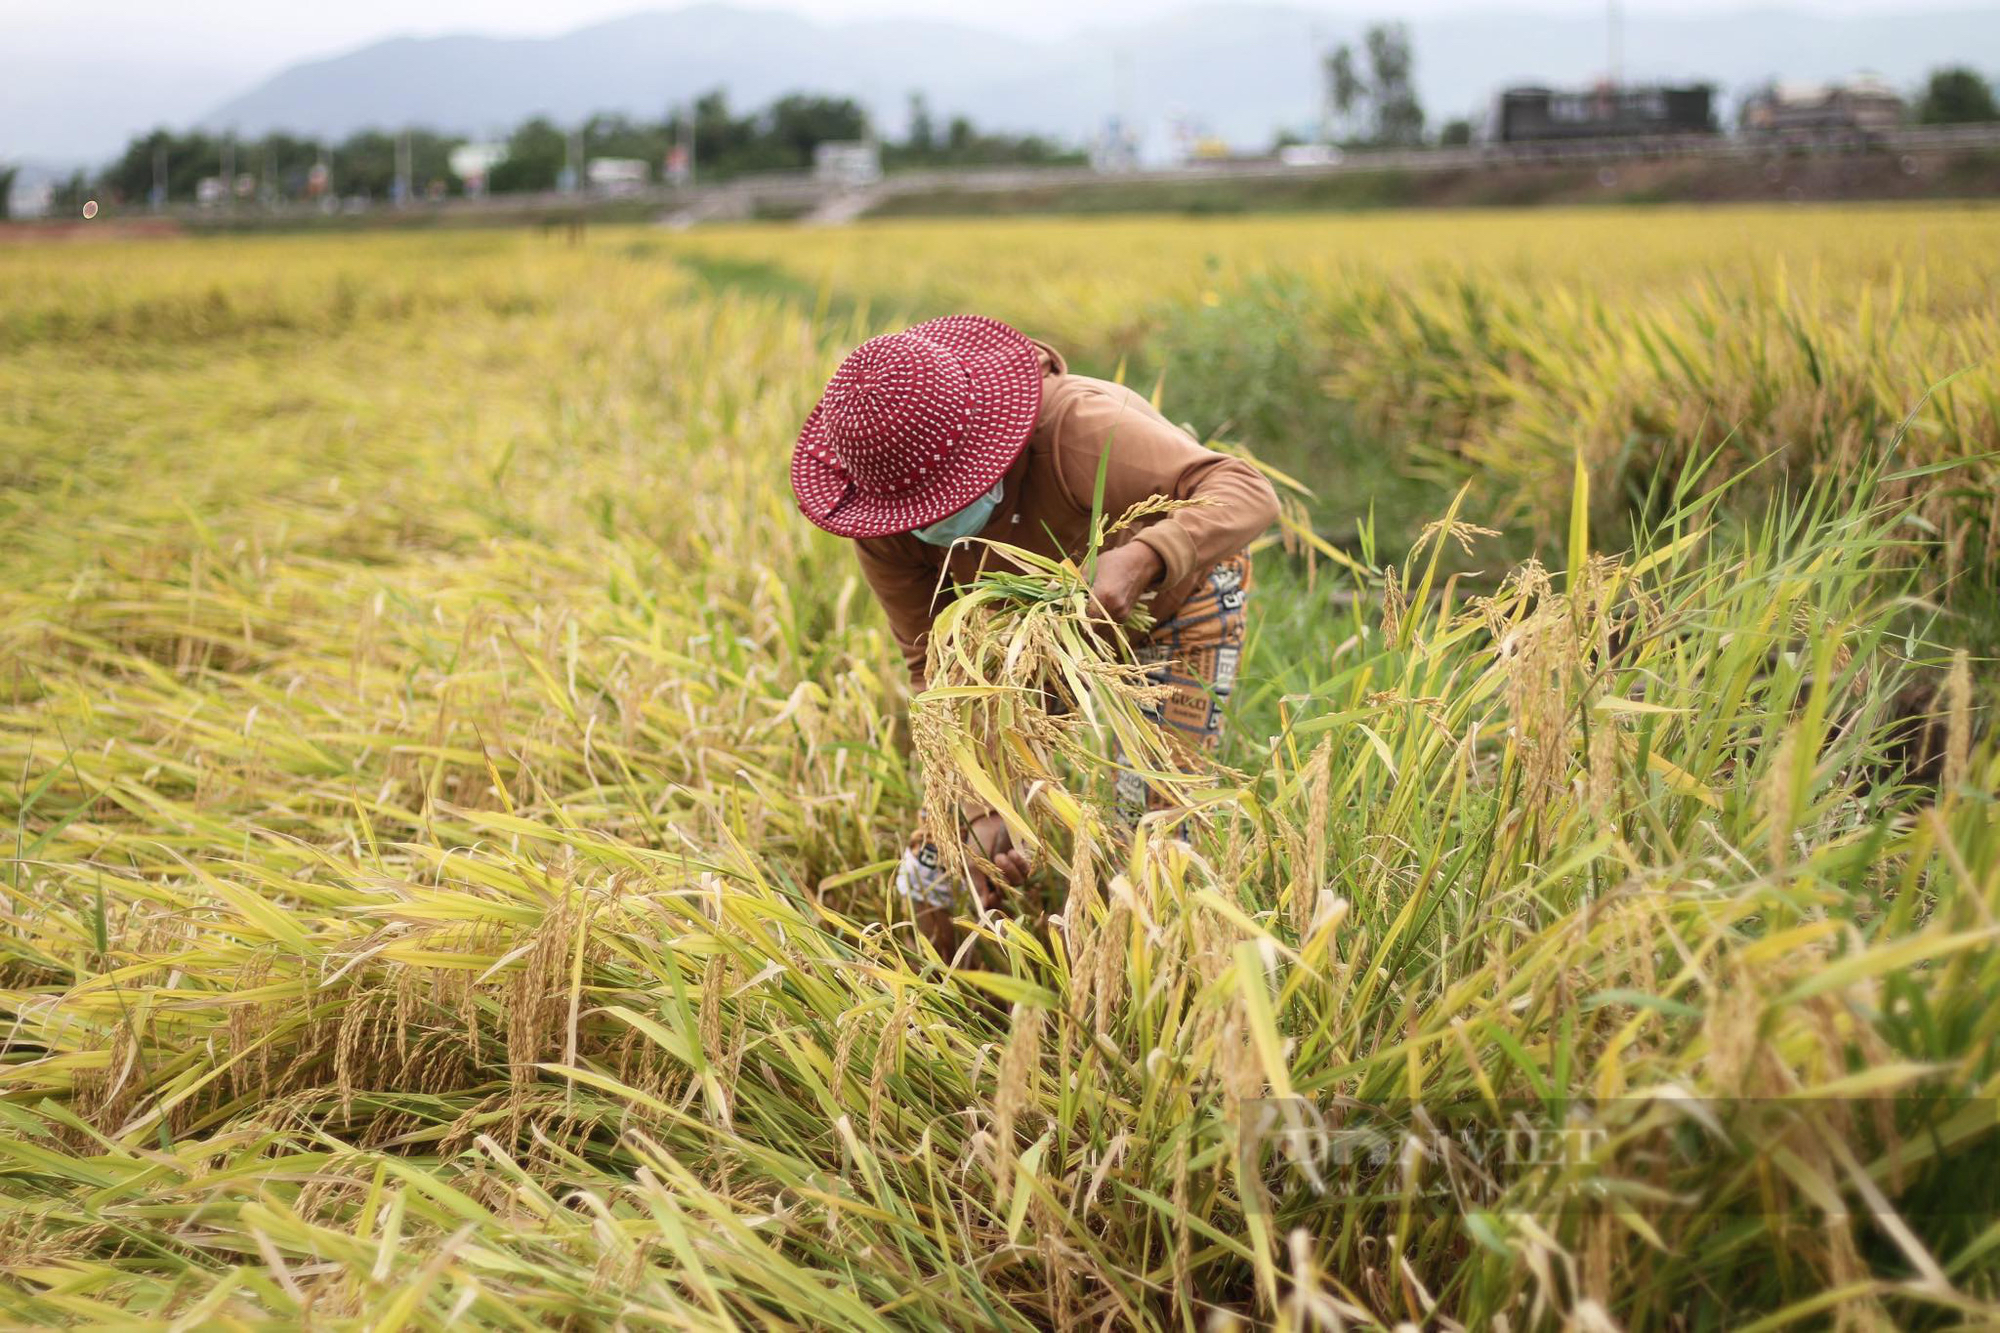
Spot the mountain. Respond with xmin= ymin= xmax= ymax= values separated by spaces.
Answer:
xmin=201 ymin=5 xmax=1049 ymax=142
xmin=177 ymin=4 xmax=2000 ymax=156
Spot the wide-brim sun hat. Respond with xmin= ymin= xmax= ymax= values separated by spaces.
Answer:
xmin=792 ymin=314 xmax=1044 ymax=539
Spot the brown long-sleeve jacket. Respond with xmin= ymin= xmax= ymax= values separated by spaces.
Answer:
xmin=854 ymin=340 xmax=1281 ymax=688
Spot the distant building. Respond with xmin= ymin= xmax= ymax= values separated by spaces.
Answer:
xmin=1740 ymin=76 xmax=1905 ymax=141
xmin=9 ymin=178 xmax=53 ymax=219
xmin=586 ymin=158 xmax=649 ymax=194
xmin=1092 ymin=116 xmax=1140 ymax=173
xmin=1492 ymin=84 xmax=1718 ymax=143
xmin=448 ymin=142 xmax=508 ymax=197
xmin=664 ymin=143 xmax=692 ymax=187
xmin=1278 ymin=144 xmax=1344 ymax=167
xmin=813 ymin=140 xmax=881 ymax=187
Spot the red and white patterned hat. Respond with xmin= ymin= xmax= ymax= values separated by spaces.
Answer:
xmin=791 ymin=315 xmax=1044 ymax=539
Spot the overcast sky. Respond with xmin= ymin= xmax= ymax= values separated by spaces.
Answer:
xmin=5 ymin=0 xmax=1968 ymax=64
xmin=0 ymin=0 xmax=1980 ymax=165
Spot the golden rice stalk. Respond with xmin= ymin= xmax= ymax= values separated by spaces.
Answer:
xmin=1943 ymin=648 xmax=1972 ymax=793
xmin=909 ymin=536 xmax=1224 ymax=892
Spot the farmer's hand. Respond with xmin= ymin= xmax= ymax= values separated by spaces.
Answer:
xmin=965 ymin=811 xmax=1031 ymax=912
xmin=1088 ymin=540 xmax=1164 ymax=630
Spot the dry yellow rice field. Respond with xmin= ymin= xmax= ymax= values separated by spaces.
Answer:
xmin=2 ymin=207 xmax=1998 ymax=1330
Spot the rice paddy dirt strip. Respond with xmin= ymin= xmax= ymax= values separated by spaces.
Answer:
xmin=2 ymin=212 xmax=1998 ymax=1330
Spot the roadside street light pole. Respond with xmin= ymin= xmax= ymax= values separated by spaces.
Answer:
xmin=565 ymin=125 xmax=584 ymax=194
xmin=1608 ymin=0 xmax=1623 ymax=88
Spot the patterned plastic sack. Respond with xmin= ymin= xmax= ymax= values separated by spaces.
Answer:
xmin=894 ymin=839 xmax=959 ymax=909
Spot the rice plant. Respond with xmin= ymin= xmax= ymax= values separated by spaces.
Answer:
xmin=2 ymin=218 xmax=1996 ymax=1329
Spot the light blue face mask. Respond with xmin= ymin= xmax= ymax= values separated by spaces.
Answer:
xmin=911 ymin=480 xmax=1004 ymax=547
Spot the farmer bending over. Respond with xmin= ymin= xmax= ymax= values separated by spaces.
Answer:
xmin=791 ymin=315 xmax=1279 ymax=953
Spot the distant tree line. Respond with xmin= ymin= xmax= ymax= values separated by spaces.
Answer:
xmin=75 ymin=128 xmax=464 ymax=208
xmin=885 ymin=94 xmax=1085 ymax=170
xmin=1325 ymin=23 xmax=1426 ymax=148
xmin=1270 ymin=40 xmax=1997 ymax=154
xmin=50 ymin=89 xmax=1083 ymax=209
xmin=1919 ymin=67 xmax=1999 ymax=125
xmin=495 ymin=92 xmax=880 ymax=192
xmin=23 ymin=60 xmax=1994 ymax=215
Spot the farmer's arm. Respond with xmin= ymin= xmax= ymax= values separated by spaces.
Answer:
xmin=1050 ymin=386 xmax=1282 ymax=613
xmin=854 ymin=534 xmax=943 ymax=690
